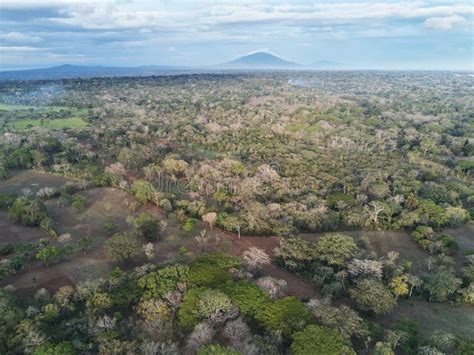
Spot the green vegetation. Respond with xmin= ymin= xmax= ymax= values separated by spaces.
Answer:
xmin=10 ymin=117 xmax=87 ymax=130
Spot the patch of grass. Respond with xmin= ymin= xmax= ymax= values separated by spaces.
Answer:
xmin=0 ymin=104 xmax=73 ymax=112
xmin=11 ymin=117 xmax=87 ymax=130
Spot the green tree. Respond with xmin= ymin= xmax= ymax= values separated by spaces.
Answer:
xmin=195 ymin=289 xmax=233 ymax=324
xmin=291 ymin=325 xmax=355 ymax=355
xmin=8 ymin=197 xmax=47 ymax=226
xmin=314 ymin=233 xmax=357 ymax=268
xmin=105 ymin=233 xmax=141 ymax=261
xmin=187 ymin=253 xmax=241 ymax=288
xmin=424 ymin=271 xmax=462 ymax=302
xmin=32 ymin=342 xmax=76 ymax=355
xmin=133 ymin=211 xmax=161 ymax=240
xmin=273 ymin=236 xmax=315 ymax=271
xmin=138 ymin=265 xmax=189 ymax=299
xmin=221 ymin=280 xmax=270 ymax=318
xmin=255 ymin=297 xmax=313 ymax=336
xmin=349 ymin=279 xmax=397 ymax=315
xmin=197 ymin=344 xmax=239 ymax=355
xmin=132 ymin=180 xmax=157 ymax=204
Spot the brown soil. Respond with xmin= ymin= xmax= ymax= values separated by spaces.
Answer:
xmin=0 ymin=169 xmax=77 ymax=195
xmin=0 ymin=210 xmax=48 ymax=244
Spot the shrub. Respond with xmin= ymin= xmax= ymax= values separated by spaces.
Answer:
xmin=0 ymin=243 xmax=15 ymax=256
xmin=71 ymin=195 xmax=87 ymax=211
xmin=183 ymin=218 xmax=198 ymax=233
xmin=9 ymin=255 xmax=27 ymax=272
xmin=36 ymin=246 xmax=64 ymax=265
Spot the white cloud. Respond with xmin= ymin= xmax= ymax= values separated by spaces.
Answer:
xmin=22 ymin=2 xmax=472 ymax=31
xmin=0 ymin=46 xmax=47 ymax=52
xmin=0 ymin=32 xmax=41 ymax=42
xmin=423 ymin=15 xmax=467 ymax=31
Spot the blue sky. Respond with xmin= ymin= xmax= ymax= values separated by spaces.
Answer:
xmin=0 ymin=0 xmax=472 ymax=70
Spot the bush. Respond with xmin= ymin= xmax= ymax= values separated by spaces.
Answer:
xmin=9 ymin=255 xmax=27 ymax=272
xmin=36 ymin=246 xmax=64 ymax=265
xmin=8 ymin=197 xmax=48 ymax=226
xmin=410 ymin=226 xmax=434 ymax=251
xmin=183 ymin=218 xmax=198 ymax=233
xmin=0 ymin=243 xmax=14 ymax=256
xmin=71 ymin=195 xmax=87 ymax=211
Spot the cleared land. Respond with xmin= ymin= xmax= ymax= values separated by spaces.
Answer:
xmin=0 ymin=169 xmax=78 ymax=194
xmin=0 ymin=210 xmax=48 ymax=244
xmin=387 ymin=300 xmax=474 ymax=338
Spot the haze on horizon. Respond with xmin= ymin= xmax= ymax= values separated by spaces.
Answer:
xmin=0 ymin=0 xmax=473 ymax=71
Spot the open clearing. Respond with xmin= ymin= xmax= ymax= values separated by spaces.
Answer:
xmin=444 ymin=224 xmax=474 ymax=251
xmin=0 ymin=169 xmax=78 ymax=195
xmin=386 ymin=300 xmax=474 ymax=338
xmin=45 ymin=187 xmax=136 ymax=240
xmin=0 ymin=210 xmax=48 ymax=244
xmin=10 ymin=117 xmax=87 ymax=130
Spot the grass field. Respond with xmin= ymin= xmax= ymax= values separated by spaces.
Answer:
xmin=10 ymin=117 xmax=87 ymax=130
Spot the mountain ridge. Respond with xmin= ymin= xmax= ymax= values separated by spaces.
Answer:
xmin=0 ymin=52 xmax=348 ymax=81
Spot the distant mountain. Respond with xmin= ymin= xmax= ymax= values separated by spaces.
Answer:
xmin=306 ymin=60 xmax=344 ymax=69
xmin=0 ymin=64 xmax=193 ymax=81
xmin=0 ymin=55 xmax=346 ymax=81
xmin=217 ymin=52 xmax=301 ymax=69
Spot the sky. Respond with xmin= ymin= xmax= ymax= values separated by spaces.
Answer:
xmin=0 ymin=0 xmax=473 ymax=71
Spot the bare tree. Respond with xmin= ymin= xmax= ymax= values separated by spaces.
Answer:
xmin=242 ymin=247 xmax=270 ymax=272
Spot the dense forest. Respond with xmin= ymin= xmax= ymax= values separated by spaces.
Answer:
xmin=0 ymin=71 xmax=473 ymax=354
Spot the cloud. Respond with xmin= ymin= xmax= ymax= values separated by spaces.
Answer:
xmin=0 ymin=46 xmax=47 ymax=52
xmin=0 ymin=32 xmax=41 ymax=42
xmin=423 ymin=15 xmax=467 ymax=31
